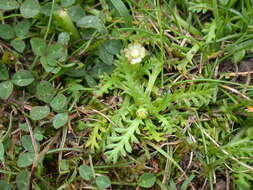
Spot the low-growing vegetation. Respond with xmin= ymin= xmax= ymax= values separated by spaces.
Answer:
xmin=1 ymin=0 xmax=253 ymax=189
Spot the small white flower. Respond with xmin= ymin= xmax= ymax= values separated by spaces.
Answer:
xmin=123 ymin=43 xmax=146 ymax=64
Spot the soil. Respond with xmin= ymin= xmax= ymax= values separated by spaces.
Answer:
xmin=218 ymin=59 xmax=253 ymax=84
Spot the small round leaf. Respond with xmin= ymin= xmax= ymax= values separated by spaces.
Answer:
xmin=30 ymin=38 xmax=47 ymax=56
xmin=17 ymin=152 xmax=35 ymax=167
xmin=40 ymin=56 xmax=60 ymax=74
xmin=21 ymin=135 xmax=40 ymax=152
xmin=61 ymin=0 xmax=76 ymax=7
xmin=0 ymin=180 xmax=13 ymax=190
xmin=20 ymin=0 xmax=40 ymax=18
xmin=95 ymin=175 xmax=111 ymax=189
xmin=138 ymin=173 xmax=156 ymax=188
xmin=36 ymin=81 xmax=56 ymax=103
xmin=47 ymin=43 xmax=66 ymax=60
xmin=79 ymin=164 xmax=93 ymax=181
xmin=12 ymin=70 xmax=34 ymax=86
xmin=0 ymin=0 xmax=19 ymax=10
xmin=30 ymin=106 xmax=50 ymax=121
xmin=11 ymin=39 xmax=26 ymax=53
xmin=53 ymin=113 xmax=68 ymax=129
xmin=0 ymin=64 xmax=9 ymax=81
xmin=0 ymin=81 xmax=13 ymax=100
xmin=58 ymin=32 xmax=70 ymax=45
xmin=67 ymin=5 xmax=86 ymax=22
xmin=0 ymin=24 xmax=15 ymax=40
xmin=16 ymin=171 xmax=30 ymax=190
xmin=50 ymin=93 xmax=67 ymax=111
xmin=14 ymin=20 xmax=31 ymax=38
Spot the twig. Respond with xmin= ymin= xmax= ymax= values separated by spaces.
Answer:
xmin=222 ymin=85 xmax=251 ymax=101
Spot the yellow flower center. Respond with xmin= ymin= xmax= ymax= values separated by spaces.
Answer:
xmin=130 ymin=49 xmax=140 ymax=58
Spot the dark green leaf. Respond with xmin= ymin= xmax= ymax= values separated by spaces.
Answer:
xmin=30 ymin=106 xmax=50 ymax=121
xmin=68 ymin=5 xmax=86 ymax=22
xmin=61 ymin=0 xmax=76 ymax=7
xmin=17 ymin=152 xmax=35 ymax=167
xmin=0 ymin=64 xmax=9 ymax=81
xmin=21 ymin=135 xmax=40 ymax=152
xmin=85 ymin=74 xmax=97 ymax=87
xmin=95 ymin=175 xmax=111 ymax=189
xmin=109 ymin=0 xmax=132 ymax=27
xmin=12 ymin=70 xmax=34 ymax=86
xmin=40 ymin=56 xmax=60 ymax=74
xmin=77 ymin=16 xmax=104 ymax=32
xmin=0 ymin=81 xmax=13 ymax=100
xmin=0 ymin=24 xmax=15 ymax=40
xmin=102 ymin=40 xmax=122 ymax=55
xmin=64 ymin=68 xmax=87 ymax=78
xmin=14 ymin=20 xmax=31 ymax=38
xmin=0 ymin=180 xmax=13 ymax=190
xmin=16 ymin=171 xmax=30 ymax=190
xmin=50 ymin=93 xmax=67 ymax=111
xmin=41 ymin=2 xmax=61 ymax=16
xmin=30 ymin=38 xmax=47 ymax=56
xmin=34 ymin=127 xmax=44 ymax=141
xmin=138 ymin=173 xmax=156 ymax=188
xmin=98 ymin=46 xmax=114 ymax=65
xmin=19 ymin=123 xmax=29 ymax=132
xmin=0 ymin=142 xmax=4 ymax=161
xmin=53 ymin=113 xmax=68 ymax=129
xmin=35 ymin=81 xmax=56 ymax=103
xmin=20 ymin=0 xmax=40 ymax=18
xmin=58 ymin=32 xmax=70 ymax=45
xmin=90 ymin=61 xmax=114 ymax=79
xmin=79 ymin=164 xmax=93 ymax=181
xmin=47 ymin=43 xmax=66 ymax=60
xmin=10 ymin=39 xmax=26 ymax=53
xmin=0 ymin=0 xmax=19 ymax=10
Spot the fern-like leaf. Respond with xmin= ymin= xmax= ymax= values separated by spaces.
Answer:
xmin=171 ymin=83 xmax=218 ymax=107
xmin=105 ymin=119 xmax=142 ymax=163
xmin=155 ymin=83 xmax=218 ymax=109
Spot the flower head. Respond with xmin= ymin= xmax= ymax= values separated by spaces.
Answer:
xmin=123 ymin=43 xmax=146 ymax=64
xmin=136 ymin=108 xmax=148 ymax=119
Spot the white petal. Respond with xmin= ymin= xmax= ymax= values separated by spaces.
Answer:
xmin=131 ymin=57 xmax=142 ymax=64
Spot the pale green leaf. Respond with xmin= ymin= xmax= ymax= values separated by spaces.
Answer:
xmin=30 ymin=106 xmax=50 ymax=121
xmin=20 ymin=0 xmax=40 ymax=18
xmin=53 ymin=113 xmax=68 ymax=129
xmin=0 ymin=81 xmax=13 ymax=100
xmin=12 ymin=70 xmax=34 ymax=86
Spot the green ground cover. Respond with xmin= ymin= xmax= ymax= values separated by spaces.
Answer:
xmin=1 ymin=0 xmax=253 ymax=189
